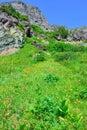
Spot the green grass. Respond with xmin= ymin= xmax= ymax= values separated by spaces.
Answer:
xmin=0 ymin=39 xmax=87 ymax=129
xmin=0 ymin=5 xmax=29 ymax=21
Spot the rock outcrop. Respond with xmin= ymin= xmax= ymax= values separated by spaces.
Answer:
xmin=0 ymin=20 xmax=24 ymax=54
xmin=0 ymin=6 xmax=25 ymax=54
xmin=70 ymin=27 xmax=87 ymax=41
xmin=0 ymin=2 xmax=31 ymax=54
xmin=1 ymin=1 xmax=51 ymax=30
xmin=0 ymin=1 xmax=51 ymax=54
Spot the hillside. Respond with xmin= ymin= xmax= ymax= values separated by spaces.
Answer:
xmin=0 ymin=1 xmax=87 ymax=130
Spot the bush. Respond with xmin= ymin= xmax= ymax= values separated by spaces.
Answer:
xmin=31 ymin=24 xmax=45 ymax=34
xmin=47 ymin=41 xmax=87 ymax=53
xmin=58 ymin=26 xmax=69 ymax=39
xmin=44 ymin=74 xmax=59 ymax=83
xmin=72 ymin=46 xmax=87 ymax=52
xmin=47 ymin=42 xmax=73 ymax=52
xmin=33 ymin=53 xmax=45 ymax=63
xmin=46 ymin=26 xmax=69 ymax=39
xmin=32 ymin=97 xmax=68 ymax=123
xmin=54 ymin=52 xmax=76 ymax=62
xmin=31 ymin=96 xmax=59 ymax=129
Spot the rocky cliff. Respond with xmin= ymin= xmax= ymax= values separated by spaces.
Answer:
xmin=1 ymin=1 xmax=51 ymax=30
xmin=0 ymin=1 xmax=52 ymax=54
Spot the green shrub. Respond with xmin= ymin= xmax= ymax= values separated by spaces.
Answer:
xmin=33 ymin=53 xmax=45 ymax=63
xmin=31 ymin=24 xmax=45 ymax=34
xmin=46 ymin=26 xmax=69 ymax=39
xmin=72 ymin=46 xmax=87 ymax=52
xmin=47 ymin=42 xmax=73 ymax=52
xmin=32 ymin=97 xmax=68 ymax=124
xmin=44 ymin=74 xmax=59 ymax=83
xmin=54 ymin=52 xmax=76 ymax=61
xmin=47 ymin=41 xmax=87 ymax=53
xmin=58 ymin=26 xmax=69 ymax=39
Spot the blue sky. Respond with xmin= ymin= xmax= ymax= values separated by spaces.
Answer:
xmin=0 ymin=0 xmax=87 ymax=28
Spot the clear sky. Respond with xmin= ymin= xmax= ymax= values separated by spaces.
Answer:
xmin=0 ymin=0 xmax=87 ymax=28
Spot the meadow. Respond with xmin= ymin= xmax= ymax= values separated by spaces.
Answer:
xmin=0 ymin=37 xmax=87 ymax=129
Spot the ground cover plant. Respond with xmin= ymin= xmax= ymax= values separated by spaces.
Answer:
xmin=0 ymin=26 xmax=87 ymax=130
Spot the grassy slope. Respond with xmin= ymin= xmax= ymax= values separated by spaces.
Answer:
xmin=0 ymin=41 xmax=87 ymax=129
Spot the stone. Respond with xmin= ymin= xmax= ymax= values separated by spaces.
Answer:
xmin=70 ymin=27 xmax=87 ymax=41
xmin=0 ymin=22 xmax=24 ymax=54
xmin=2 ymin=1 xmax=52 ymax=30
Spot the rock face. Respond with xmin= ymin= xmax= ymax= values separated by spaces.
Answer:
xmin=0 ymin=10 xmax=25 ymax=54
xmin=0 ymin=20 xmax=24 ymax=54
xmin=0 ymin=1 xmax=51 ymax=54
xmin=0 ymin=1 xmax=31 ymax=54
xmin=1 ymin=1 xmax=51 ymax=30
xmin=68 ymin=27 xmax=87 ymax=41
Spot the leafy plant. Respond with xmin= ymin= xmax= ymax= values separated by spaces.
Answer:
xmin=33 ymin=52 xmax=45 ymax=63
xmin=46 ymin=26 xmax=69 ymax=39
xmin=44 ymin=74 xmax=59 ymax=83
xmin=58 ymin=26 xmax=69 ymax=39
xmin=54 ymin=52 xmax=76 ymax=61
xmin=57 ymin=100 xmax=68 ymax=118
xmin=79 ymin=89 xmax=87 ymax=99
xmin=47 ymin=41 xmax=87 ymax=53
xmin=32 ymin=97 xmax=68 ymax=124
xmin=31 ymin=24 xmax=45 ymax=34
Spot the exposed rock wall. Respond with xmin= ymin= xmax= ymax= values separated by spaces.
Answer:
xmin=1 ymin=1 xmax=51 ymax=30
xmin=0 ymin=17 xmax=24 ymax=54
xmin=71 ymin=28 xmax=87 ymax=41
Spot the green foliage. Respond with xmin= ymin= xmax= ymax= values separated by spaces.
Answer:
xmin=31 ymin=24 xmax=45 ymax=34
xmin=0 ymin=31 xmax=87 ymax=129
xmin=24 ymin=36 xmax=44 ymax=45
xmin=0 ymin=5 xmax=29 ymax=21
xmin=83 ymin=39 xmax=87 ymax=43
xmin=32 ymin=97 xmax=68 ymax=124
xmin=47 ymin=42 xmax=72 ymax=52
xmin=57 ymin=100 xmax=68 ymax=118
xmin=47 ymin=41 xmax=87 ymax=52
xmin=46 ymin=26 xmax=69 ymax=39
xmin=18 ymin=22 xmax=25 ymax=30
xmin=58 ymin=26 xmax=69 ymax=39
xmin=33 ymin=52 xmax=45 ymax=63
xmin=44 ymin=74 xmax=59 ymax=83
xmin=54 ymin=52 xmax=77 ymax=61
xmin=79 ymin=89 xmax=87 ymax=99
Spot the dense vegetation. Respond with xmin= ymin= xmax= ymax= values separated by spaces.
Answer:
xmin=0 ymin=24 xmax=87 ymax=129
xmin=31 ymin=24 xmax=69 ymax=39
xmin=0 ymin=5 xmax=29 ymax=21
